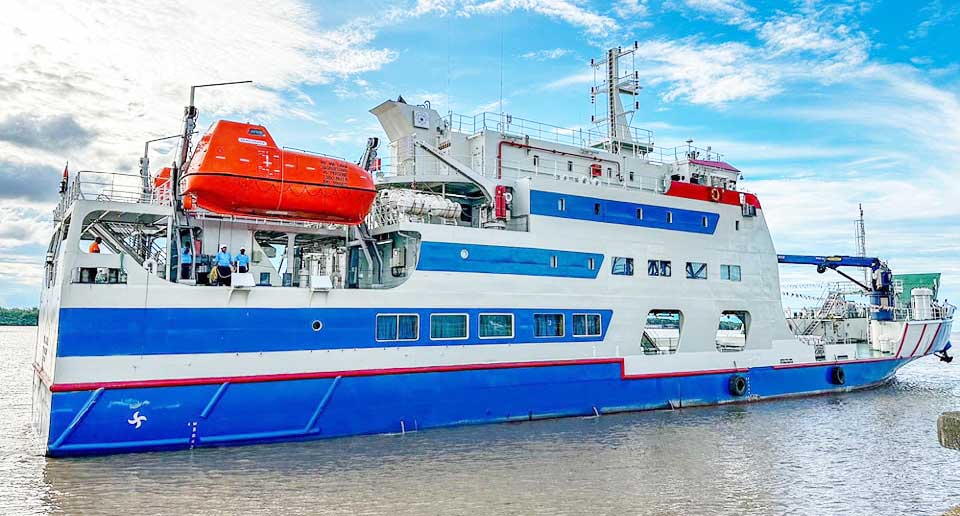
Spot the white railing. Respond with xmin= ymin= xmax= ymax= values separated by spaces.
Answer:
xmin=54 ymin=171 xmax=171 ymax=220
xmin=446 ymin=111 xmax=654 ymax=149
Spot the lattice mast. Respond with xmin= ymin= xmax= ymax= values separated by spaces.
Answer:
xmin=590 ymin=43 xmax=641 ymax=153
xmin=855 ymin=203 xmax=868 ymax=286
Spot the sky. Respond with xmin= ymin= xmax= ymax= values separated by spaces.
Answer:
xmin=0 ymin=0 xmax=958 ymax=308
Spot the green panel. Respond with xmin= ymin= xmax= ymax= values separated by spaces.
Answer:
xmin=894 ymin=273 xmax=941 ymax=307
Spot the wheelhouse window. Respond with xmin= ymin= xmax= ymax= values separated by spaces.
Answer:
xmin=720 ymin=264 xmax=741 ymax=281
xmin=479 ymin=313 xmax=514 ymax=338
xmin=534 ymin=313 xmax=564 ymax=337
xmin=612 ymin=257 xmax=634 ymax=276
xmin=648 ymin=260 xmax=672 ymax=277
xmin=686 ymin=262 xmax=708 ymax=280
xmin=642 ymin=310 xmax=682 ymax=355
xmin=430 ymin=313 xmax=468 ymax=340
xmin=717 ymin=311 xmax=749 ymax=352
xmin=573 ymin=314 xmax=601 ymax=337
xmin=376 ymin=314 xmax=419 ymax=342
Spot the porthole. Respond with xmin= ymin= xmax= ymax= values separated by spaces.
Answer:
xmin=311 ymin=320 xmax=323 ymax=332
xmin=460 ymin=248 xmax=469 ymax=259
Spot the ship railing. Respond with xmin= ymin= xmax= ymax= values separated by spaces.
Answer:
xmin=187 ymin=209 xmax=346 ymax=232
xmin=445 ymin=111 xmax=654 ymax=150
xmin=54 ymin=171 xmax=171 ymax=221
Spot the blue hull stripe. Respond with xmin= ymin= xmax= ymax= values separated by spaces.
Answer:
xmin=530 ymin=190 xmax=720 ymax=234
xmin=417 ymin=241 xmax=604 ymax=278
xmin=45 ymin=357 xmax=908 ymax=456
xmin=57 ymin=307 xmax=613 ymax=357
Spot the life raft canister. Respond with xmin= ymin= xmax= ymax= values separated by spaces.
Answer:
xmin=729 ymin=374 xmax=748 ymax=396
xmin=710 ymin=187 xmax=722 ymax=202
xmin=831 ymin=366 xmax=846 ymax=385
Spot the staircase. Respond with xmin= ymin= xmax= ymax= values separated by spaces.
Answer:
xmin=88 ymin=221 xmax=167 ymax=268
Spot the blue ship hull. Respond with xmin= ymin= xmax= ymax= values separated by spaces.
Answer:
xmin=45 ymin=357 xmax=909 ymax=457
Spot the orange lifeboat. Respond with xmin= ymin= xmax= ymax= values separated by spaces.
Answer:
xmin=183 ymin=120 xmax=376 ymax=224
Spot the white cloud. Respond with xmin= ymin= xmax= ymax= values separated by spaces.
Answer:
xmin=613 ymin=0 xmax=650 ymax=19
xmin=521 ymin=48 xmax=573 ymax=60
xmin=908 ymin=0 xmax=960 ymax=39
xmin=462 ymin=0 xmax=619 ymax=36
xmin=675 ymin=0 xmax=757 ymax=29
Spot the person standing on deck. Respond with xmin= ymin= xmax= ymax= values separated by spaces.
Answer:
xmin=234 ymin=247 xmax=250 ymax=273
xmin=88 ymin=236 xmax=102 ymax=253
xmin=181 ymin=245 xmax=193 ymax=280
xmin=215 ymin=245 xmax=232 ymax=286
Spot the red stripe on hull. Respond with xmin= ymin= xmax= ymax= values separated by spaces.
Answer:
xmin=894 ymin=324 xmax=910 ymax=358
xmin=908 ymin=324 xmax=928 ymax=357
xmin=49 ymin=355 xmax=905 ymax=393
xmin=923 ymin=322 xmax=944 ymax=356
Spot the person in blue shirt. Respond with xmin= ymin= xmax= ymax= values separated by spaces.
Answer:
xmin=181 ymin=244 xmax=193 ymax=280
xmin=214 ymin=245 xmax=232 ymax=286
xmin=234 ymin=247 xmax=251 ymax=273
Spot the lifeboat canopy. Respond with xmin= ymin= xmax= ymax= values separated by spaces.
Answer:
xmin=183 ymin=120 xmax=376 ymax=224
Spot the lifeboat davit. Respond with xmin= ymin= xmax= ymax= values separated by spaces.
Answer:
xmin=183 ymin=120 xmax=376 ymax=224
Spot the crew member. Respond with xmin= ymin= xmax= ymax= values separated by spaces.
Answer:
xmin=214 ymin=245 xmax=232 ymax=286
xmin=88 ymin=236 xmax=102 ymax=253
xmin=235 ymin=247 xmax=250 ymax=273
xmin=181 ymin=245 xmax=193 ymax=280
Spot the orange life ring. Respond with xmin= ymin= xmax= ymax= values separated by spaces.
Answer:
xmin=710 ymin=188 xmax=722 ymax=202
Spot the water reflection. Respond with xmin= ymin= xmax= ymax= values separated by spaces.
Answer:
xmin=2 ymin=327 xmax=959 ymax=515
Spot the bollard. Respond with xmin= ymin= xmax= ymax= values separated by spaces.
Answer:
xmin=938 ymin=412 xmax=960 ymax=450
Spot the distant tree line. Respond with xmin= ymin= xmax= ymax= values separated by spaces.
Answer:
xmin=0 ymin=307 xmax=39 ymax=326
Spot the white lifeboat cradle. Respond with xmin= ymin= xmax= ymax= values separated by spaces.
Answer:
xmin=32 ymin=44 xmax=955 ymax=457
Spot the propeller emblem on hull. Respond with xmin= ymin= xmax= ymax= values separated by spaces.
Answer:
xmin=128 ymin=411 xmax=147 ymax=429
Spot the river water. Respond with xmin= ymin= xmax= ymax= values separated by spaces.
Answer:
xmin=2 ymin=325 xmax=959 ymax=515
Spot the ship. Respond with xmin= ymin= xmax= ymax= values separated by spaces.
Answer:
xmin=32 ymin=45 xmax=955 ymax=456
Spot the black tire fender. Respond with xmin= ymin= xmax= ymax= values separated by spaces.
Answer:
xmin=729 ymin=374 xmax=748 ymax=396
xmin=831 ymin=366 xmax=846 ymax=385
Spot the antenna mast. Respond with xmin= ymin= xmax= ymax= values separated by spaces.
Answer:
xmin=855 ymin=203 xmax=868 ymax=285
xmin=590 ymin=43 xmax=641 ymax=154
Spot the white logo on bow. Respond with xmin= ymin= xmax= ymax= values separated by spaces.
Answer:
xmin=128 ymin=411 xmax=147 ymax=429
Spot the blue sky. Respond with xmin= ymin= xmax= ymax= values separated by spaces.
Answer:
xmin=1 ymin=0 xmax=958 ymax=307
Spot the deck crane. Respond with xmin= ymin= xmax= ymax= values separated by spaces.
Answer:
xmin=777 ymin=254 xmax=895 ymax=321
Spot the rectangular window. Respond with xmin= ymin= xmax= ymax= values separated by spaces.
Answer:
xmin=648 ymin=259 xmax=671 ymax=277
xmin=735 ymin=220 xmax=740 ymax=231
xmin=558 ymin=198 xmax=566 ymax=211
xmin=686 ymin=262 xmax=708 ymax=280
xmin=533 ymin=155 xmax=539 ymax=166
xmin=721 ymin=264 xmax=742 ymax=281
xmin=376 ymin=314 xmax=419 ymax=342
xmin=702 ymin=216 xmax=709 ymax=227
xmin=588 ymin=257 xmax=596 ymax=270
xmin=612 ymin=257 xmax=634 ymax=276
xmin=636 ymin=207 xmax=643 ymax=220
xmin=534 ymin=313 xmax=564 ymax=337
xmin=567 ymin=161 xmax=573 ymax=172
xmin=667 ymin=211 xmax=673 ymax=224
xmin=550 ymin=255 xmax=558 ymax=268
xmin=479 ymin=313 xmax=514 ymax=338
xmin=430 ymin=313 xmax=468 ymax=340
xmin=594 ymin=203 xmax=601 ymax=215
xmin=573 ymin=314 xmax=602 ymax=337
xmin=629 ymin=171 xmax=635 ymax=181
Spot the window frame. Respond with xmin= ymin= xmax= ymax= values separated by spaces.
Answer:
xmin=572 ymin=313 xmax=602 ymax=337
xmin=478 ymin=313 xmax=515 ymax=339
xmin=375 ymin=313 xmax=420 ymax=342
xmin=686 ymin=261 xmax=708 ymax=280
xmin=612 ymin=256 xmax=634 ymax=276
xmin=648 ymin=259 xmax=672 ymax=277
xmin=429 ymin=313 xmax=469 ymax=341
xmin=533 ymin=313 xmax=565 ymax=338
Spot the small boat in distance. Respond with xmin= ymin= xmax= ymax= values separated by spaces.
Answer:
xmin=183 ymin=120 xmax=376 ymax=224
